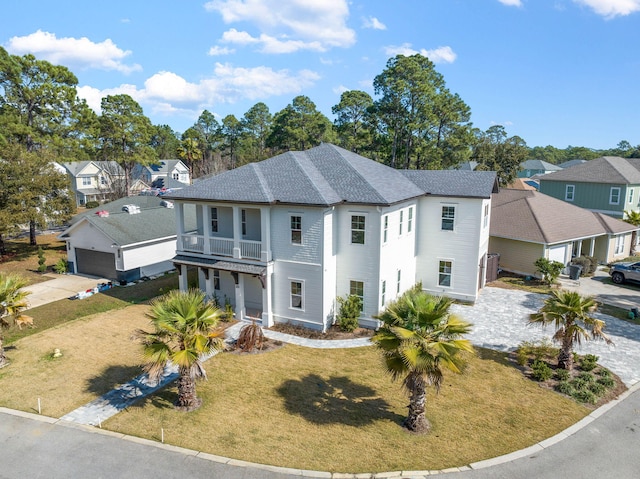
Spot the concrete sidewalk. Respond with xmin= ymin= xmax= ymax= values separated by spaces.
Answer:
xmin=24 ymin=273 xmax=110 ymax=309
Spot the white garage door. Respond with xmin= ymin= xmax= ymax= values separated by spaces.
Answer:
xmin=548 ymin=244 xmax=568 ymax=264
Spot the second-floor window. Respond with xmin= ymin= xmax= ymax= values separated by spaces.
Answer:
xmin=82 ymin=177 xmax=91 ymax=186
xmin=565 ymin=185 xmax=575 ymax=201
xmin=399 ymin=210 xmax=404 ymax=235
xmin=211 ymin=207 xmax=218 ymax=233
xmin=99 ymin=175 xmax=107 ymax=185
xmin=442 ymin=206 xmax=455 ymax=231
xmin=173 ymin=173 xmax=179 ymax=180
xmin=610 ymin=187 xmax=621 ymax=205
xmin=241 ymin=209 xmax=247 ymax=236
xmin=383 ymin=215 xmax=388 ymax=243
xmin=408 ymin=207 xmax=413 ymax=233
xmin=350 ymin=280 xmax=364 ymax=312
xmin=291 ymin=215 xmax=302 ymax=245
xmin=351 ymin=215 xmax=365 ymax=244
xmin=483 ymin=204 xmax=489 ymax=228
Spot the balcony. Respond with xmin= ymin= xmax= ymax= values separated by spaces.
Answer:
xmin=180 ymin=233 xmax=263 ymax=261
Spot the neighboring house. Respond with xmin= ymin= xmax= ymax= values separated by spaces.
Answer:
xmin=450 ymin=160 xmax=478 ymax=171
xmin=538 ymin=156 xmax=640 ymax=218
xmin=165 ymin=143 xmax=498 ymax=331
xmin=59 ymin=196 xmax=194 ymax=283
xmin=517 ymin=159 xmax=562 ymax=178
xmin=558 ymin=159 xmax=587 ymax=169
xmin=63 ymin=161 xmax=126 ymax=207
xmin=489 ymin=189 xmax=636 ymax=278
xmin=506 ymin=178 xmax=538 ymax=191
xmin=132 ymin=159 xmax=190 ymax=189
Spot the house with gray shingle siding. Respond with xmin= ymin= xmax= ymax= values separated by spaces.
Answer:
xmin=539 ymin=156 xmax=640 ymax=218
xmin=489 ymin=189 xmax=637 ymax=278
xmin=165 ymin=143 xmax=498 ymax=331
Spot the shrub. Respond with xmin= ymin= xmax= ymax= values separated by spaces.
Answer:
xmin=534 ymin=257 xmax=564 ymax=285
xmin=580 ymin=354 xmax=599 ymax=371
xmin=37 ymin=247 xmax=47 ymax=272
xmin=336 ymin=294 xmax=362 ymax=332
xmin=85 ymin=201 xmax=100 ymax=209
xmin=572 ymin=256 xmax=598 ymax=275
xmin=53 ymin=258 xmax=68 ymax=274
xmin=555 ymin=381 xmax=574 ymax=395
xmin=573 ymin=389 xmax=597 ymax=405
xmin=589 ymin=382 xmax=606 ymax=396
xmin=236 ymin=321 xmax=264 ymax=352
xmin=531 ymin=359 xmax=553 ymax=381
xmin=555 ymin=368 xmax=570 ymax=381
xmin=516 ymin=338 xmax=558 ymax=365
xmin=598 ymin=368 xmax=612 ymax=378
xmin=571 ymin=377 xmax=590 ymax=391
xmin=577 ymin=371 xmax=595 ymax=383
xmin=597 ymin=376 xmax=615 ymax=388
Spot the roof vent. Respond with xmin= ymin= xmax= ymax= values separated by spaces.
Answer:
xmin=160 ymin=200 xmax=174 ymax=208
xmin=122 ymin=204 xmax=141 ymax=214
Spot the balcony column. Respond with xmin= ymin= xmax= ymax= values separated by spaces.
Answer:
xmin=260 ymin=206 xmax=271 ymax=262
xmin=261 ymin=263 xmax=273 ymax=327
xmin=176 ymin=202 xmax=185 ymax=236
xmin=232 ymin=206 xmax=241 ymax=259
xmin=203 ymin=205 xmax=212 ymax=254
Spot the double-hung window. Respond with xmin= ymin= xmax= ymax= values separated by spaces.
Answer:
xmin=629 ymin=189 xmax=634 ymax=204
xmin=213 ymin=270 xmax=220 ymax=290
xmin=565 ymin=185 xmax=575 ymax=201
xmin=211 ymin=207 xmax=218 ymax=233
xmin=441 ymin=206 xmax=455 ymax=231
xmin=381 ymin=280 xmax=386 ymax=307
xmin=399 ymin=210 xmax=404 ymax=235
xmin=350 ymin=280 xmax=364 ymax=312
xmin=82 ymin=177 xmax=91 ymax=186
xmin=383 ymin=215 xmax=388 ymax=243
xmin=483 ymin=204 xmax=489 ymax=228
xmin=351 ymin=215 xmax=365 ymax=244
xmin=290 ymin=281 xmax=304 ymax=310
xmin=439 ymin=261 xmax=452 ymax=287
xmin=615 ymin=235 xmax=625 ymax=255
xmin=396 ymin=270 xmax=401 ymax=294
xmin=290 ymin=215 xmax=302 ymax=245
xmin=408 ymin=207 xmax=413 ymax=233
xmin=610 ymin=187 xmax=621 ymax=205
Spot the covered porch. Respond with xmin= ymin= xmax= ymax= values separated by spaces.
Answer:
xmin=173 ymin=255 xmax=274 ymax=327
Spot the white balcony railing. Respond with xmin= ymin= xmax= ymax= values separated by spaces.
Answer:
xmin=240 ymin=240 xmax=261 ymax=260
xmin=210 ymin=237 xmax=234 ymax=257
xmin=181 ymin=234 xmax=204 ymax=253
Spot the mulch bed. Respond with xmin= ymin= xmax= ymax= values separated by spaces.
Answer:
xmin=269 ymin=322 xmax=375 ymax=340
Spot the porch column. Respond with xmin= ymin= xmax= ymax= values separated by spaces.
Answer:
xmin=576 ymin=241 xmax=583 ymax=257
xmin=200 ymin=267 xmax=213 ymax=298
xmin=232 ymin=206 xmax=241 ymax=259
xmin=589 ymin=238 xmax=595 ymax=257
xmin=203 ymin=206 xmax=212 ymax=254
xmin=234 ymin=273 xmax=246 ymax=320
xmin=177 ymin=264 xmax=188 ymax=291
xmin=261 ymin=263 xmax=273 ymax=327
xmin=260 ymin=206 xmax=272 ymax=262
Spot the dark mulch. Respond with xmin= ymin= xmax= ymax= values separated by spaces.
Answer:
xmin=269 ymin=322 xmax=374 ymax=340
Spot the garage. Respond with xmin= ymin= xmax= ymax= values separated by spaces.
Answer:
xmin=75 ymin=248 xmax=116 ymax=279
xmin=548 ymin=244 xmax=568 ymax=265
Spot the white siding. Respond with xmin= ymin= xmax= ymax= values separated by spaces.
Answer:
xmin=271 ymin=261 xmax=324 ymax=329
xmin=322 ymin=209 xmax=337 ymax=330
xmin=121 ymin=240 xmax=177 ymax=271
xmin=271 ymin=206 xmax=323 ymax=264
xmin=415 ymin=196 xmax=486 ymax=301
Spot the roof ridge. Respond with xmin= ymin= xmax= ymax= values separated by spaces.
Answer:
xmin=293 ymin=150 xmax=340 ymax=204
xmin=251 ymin=162 xmax=274 ymax=203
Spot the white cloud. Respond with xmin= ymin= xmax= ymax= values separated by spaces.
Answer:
xmin=362 ymin=16 xmax=387 ymax=30
xmin=573 ymin=0 xmax=640 ymax=18
xmin=76 ymin=64 xmax=320 ymax=119
xmin=383 ymin=43 xmax=457 ymax=64
xmin=205 ymin=0 xmax=355 ymax=53
xmin=208 ymin=45 xmax=235 ymax=56
xmin=4 ymin=30 xmax=141 ymax=74
xmin=497 ymin=0 xmax=523 ymax=6
xmin=333 ymin=85 xmax=349 ymax=95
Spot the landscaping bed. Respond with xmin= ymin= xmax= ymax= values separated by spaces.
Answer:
xmin=269 ymin=322 xmax=374 ymax=340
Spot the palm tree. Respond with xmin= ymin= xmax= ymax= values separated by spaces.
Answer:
xmin=624 ymin=210 xmax=640 ymax=256
xmin=372 ymin=286 xmax=473 ymax=433
xmin=0 ymin=273 xmax=31 ymax=368
xmin=136 ymin=289 xmax=224 ymax=411
xmin=529 ymin=290 xmax=612 ymax=370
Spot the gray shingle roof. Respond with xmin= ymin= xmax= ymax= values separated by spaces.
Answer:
xmin=541 ymin=156 xmax=640 ymax=184
xmin=520 ymin=159 xmax=562 ymax=171
xmin=491 ymin=189 xmax=637 ymax=244
xmin=62 ymin=196 xmax=196 ymax=246
xmin=167 ymin=144 xmax=497 ymax=205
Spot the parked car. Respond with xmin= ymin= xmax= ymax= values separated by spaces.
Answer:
xmin=609 ymin=261 xmax=640 ymax=285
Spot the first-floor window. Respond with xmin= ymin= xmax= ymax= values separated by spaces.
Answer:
xmin=213 ymin=270 xmax=220 ymax=290
xmin=396 ymin=269 xmax=401 ymax=294
xmin=615 ymin=235 xmax=625 ymax=255
xmin=629 ymin=189 xmax=634 ymax=204
xmin=439 ymin=261 xmax=452 ymax=287
xmin=350 ymin=280 xmax=364 ymax=312
xmin=381 ymin=280 xmax=386 ymax=307
xmin=290 ymin=281 xmax=303 ymax=309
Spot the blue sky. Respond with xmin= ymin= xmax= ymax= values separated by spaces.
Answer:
xmin=1 ymin=0 xmax=639 ymax=150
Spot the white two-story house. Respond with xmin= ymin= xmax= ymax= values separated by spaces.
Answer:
xmin=63 ymin=160 xmax=126 ymax=206
xmin=166 ymin=144 xmax=498 ymax=331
